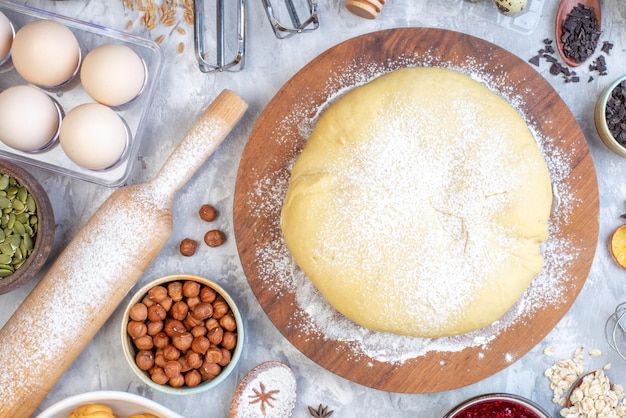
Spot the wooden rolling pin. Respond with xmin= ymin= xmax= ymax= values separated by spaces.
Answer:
xmin=345 ymin=0 xmax=386 ymax=19
xmin=0 ymin=89 xmax=248 ymax=417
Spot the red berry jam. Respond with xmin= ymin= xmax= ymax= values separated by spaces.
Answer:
xmin=451 ymin=398 xmax=542 ymax=418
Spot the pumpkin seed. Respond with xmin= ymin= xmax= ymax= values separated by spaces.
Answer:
xmin=0 ymin=269 xmax=13 ymax=278
xmin=12 ymin=200 xmax=24 ymax=213
xmin=0 ymin=254 xmax=12 ymax=264
xmin=0 ymin=242 xmax=14 ymax=254
xmin=0 ymin=176 xmax=9 ymax=190
xmin=0 ymin=197 xmax=11 ymax=209
xmin=26 ymin=195 xmax=35 ymax=213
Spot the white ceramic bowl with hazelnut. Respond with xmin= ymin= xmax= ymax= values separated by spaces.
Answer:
xmin=36 ymin=390 xmax=184 ymax=418
xmin=595 ymin=74 xmax=626 ymax=157
xmin=121 ymin=274 xmax=244 ymax=395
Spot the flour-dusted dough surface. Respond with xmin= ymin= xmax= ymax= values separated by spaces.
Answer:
xmin=280 ymin=67 xmax=552 ymax=338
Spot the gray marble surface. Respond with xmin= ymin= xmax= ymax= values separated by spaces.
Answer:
xmin=1 ymin=0 xmax=626 ymax=416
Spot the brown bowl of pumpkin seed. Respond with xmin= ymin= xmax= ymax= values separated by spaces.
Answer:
xmin=0 ymin=159 xmax=54 ymax=295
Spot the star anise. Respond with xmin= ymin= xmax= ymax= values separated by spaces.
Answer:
xmin=308 ymin=404 xmax=334 ymax=417
xmin=248 ymin=382 xmax=280 ymax=416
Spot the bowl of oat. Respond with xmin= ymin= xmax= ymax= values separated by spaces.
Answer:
xmin=443 ymin=393 xmax=550 ymax=418
xmin=595 ymin=74 xmax=626 ymax=157
xmin=121 ymin=274 xmax=244 ymax=395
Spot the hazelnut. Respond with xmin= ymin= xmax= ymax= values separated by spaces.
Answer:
xmin=164 ymin=318 xmax=186 ymax=337
xmin=203 ymin=229 xmax=225 ymax=247
xmin=160 ymin=296 xmax=173 ymax=312
xmin=179 ymin=238 xmax=198 ymax=257
xmin=172 ymin=332 xmax=193 ymax=351
xmin=207 ymin=326 xmax=223 ymax=345
xmin=221 ymin=331 xmax=237 ymax=350
xmin=169 ymin=373 xmax=185 ymax=387
xmin=219 ymin=314 xmax=237 ymax=332
xmin=200 ymin=286 xmax=217 ymax=303
xmin=127 ymin=321 xmax=147 ymax=339
xmin=191 ymin=325 xmax=207 ymax=338
xmin=185 ymin=369 xmax=202 ymax=387
xmin=148 ymin=285 xmax=168 ymax=303
xmin=200 ymin=360 xmax=221 ymax=380
xmin=186 ymin=351 xmax=203 ymax=369
xmin=205 ymin=318 xmax=219 ymax=331
xmin=147 ymin=304 xmax=167 ymax=322
xmin=167 ymin=281 xmax=184 ymax=302
xmin=183 ymin=281 xmax=201 ymax=298
xmin=129 ymin=303 xmax=148 ymax=321
xmin=135 ymin=350 xmax=154 ymax=371
xmin=170 ymin=301 xmax=189 ymax=321
xmin=191 ymin=336 xmax=210 ymax=354
xmin=164 ymin=360 xmax=182 ymax=378
xmin=212 ymin=300 xmax=229 ymax=319
xmin=178 ymin=355 xmax=192 ymax=373
xmin=191 ymin=302 xmax=213 ymax=320
xmin=150 ymin=367 xmax=169 ymax=385
xmin=146 ymin=320 xmax=164 ymax=336
xmin=154 ymin=349 xmax=167 ymax=368
xmin=199 ymin=204 xmax=218 ymax=222
xmin=141 ymin=295 xmax=155 ymax=307
xmin=153 ymin=332 xmax=169 ymax=349
xmin=186 ymin=296 xmax=201 ymax=310
xmin=133 ymin=335 xmax=154 ymax=351
xmin=218 ymin=348 xmax=232 ymax=367
xmin=205 ymin=346 xmax=223 ymax=364
xmin=163 ymin=344 xmax=181 ymax=361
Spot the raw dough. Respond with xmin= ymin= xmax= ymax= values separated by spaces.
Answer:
xmin=280 ymin=67 xmax=552 ymax=338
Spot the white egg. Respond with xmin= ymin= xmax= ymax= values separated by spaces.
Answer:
xmin=493 ymin=0 xmax=527 ymax=16
xmin=12 ymin=19 xmax=81 ymax=87
xmin=0 ymin=85 xmax=61 ymax=152
xmin=80 ymin=43 xmax=146 ymax=107
xmin=0 ymin=11 xmax=13 ymax=64
xmin=60 ymin=103 xmax=128 ymax=170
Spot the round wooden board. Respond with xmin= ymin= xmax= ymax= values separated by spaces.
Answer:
xmin=233 ymin=28 xmax=599 ymax=393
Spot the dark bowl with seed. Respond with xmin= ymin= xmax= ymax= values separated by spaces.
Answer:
xmin=595 ymin=74 xmax=626 ymax=157
xmin=0 ymin=158 xmax=54 ymax=295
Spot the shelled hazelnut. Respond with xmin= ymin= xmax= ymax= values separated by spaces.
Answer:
xmin=126 ymin=279 xmax=239 ymax=389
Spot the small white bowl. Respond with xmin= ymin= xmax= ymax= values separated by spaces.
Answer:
xmin=595 ymin=74 xmax=626 ymax=157
xmin=36 ymin=390 xmax=184 ymax=418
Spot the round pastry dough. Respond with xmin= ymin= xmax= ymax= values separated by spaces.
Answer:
xmin=280 ymin=67 xmax=552 ymax=338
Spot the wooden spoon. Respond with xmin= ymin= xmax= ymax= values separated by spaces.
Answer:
xmin=555 ymin=0 xmax=602 ymax=67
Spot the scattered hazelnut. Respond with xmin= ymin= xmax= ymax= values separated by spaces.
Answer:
xmin=185 ymin=369 xmax=202 ymax=387
xmin=203 ymin=229 xmax=225 ymax=247
xmin=167 ymin=281 xmax=184 ymax=302
xmin=199 ymin=204 xmax=218 ymax=222
xmin=179 ymin=238 xmax=198 ymax=257
xmin=135 ymin=350 xmax=154 ymax=371
xmin=129 ymin=303 xmax=148 ymax=322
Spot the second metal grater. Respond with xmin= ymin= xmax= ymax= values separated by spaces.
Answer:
xmin=261 ymin=0 xmax=319 ymax=39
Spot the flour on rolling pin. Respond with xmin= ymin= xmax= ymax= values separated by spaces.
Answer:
xmin=0 ymin=89 xmax=247 ymax=417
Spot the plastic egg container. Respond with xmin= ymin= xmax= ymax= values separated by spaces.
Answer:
xmin=0 ymin=1 xmax=162 ymax=187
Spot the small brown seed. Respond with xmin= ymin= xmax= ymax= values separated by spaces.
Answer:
xmin=199 ymin=204 xmax=218 ymax=222
xmin=129 ymin=303 xmax=148 ymax=321
xmin=203 ymin=229 xmax=225 ymax=247
xmin=179 ymin=238 xmax=198 ymax=257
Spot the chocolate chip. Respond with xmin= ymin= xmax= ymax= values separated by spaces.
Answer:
xmin=560 ymin=4 xmax=601 ymax=64
xmin=605 ymin=81 xmax=626 ymax=146
xmin=529 ymin=55 xmax=541 ymax=66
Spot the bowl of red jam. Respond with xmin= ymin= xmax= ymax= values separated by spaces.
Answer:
xmin=443 ymin=393 xmax=550 ymax=418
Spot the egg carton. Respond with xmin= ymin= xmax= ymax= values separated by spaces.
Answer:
xmin=0 ymin=1 xmax=163 ymax=187
xmin=428 ymin=0 xmax=546 ymax=35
